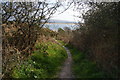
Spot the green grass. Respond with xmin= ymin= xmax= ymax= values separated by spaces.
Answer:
xmin=12 ymin=41 xmax=67 ymax=78
xmin=56 ymin=40 xmax=67 ymax=46
xmin=64 ymin=43 xmax=106 ymax=78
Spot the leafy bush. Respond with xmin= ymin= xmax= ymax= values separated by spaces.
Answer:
xmin=69 ymin=3 xmax=119 ymax=78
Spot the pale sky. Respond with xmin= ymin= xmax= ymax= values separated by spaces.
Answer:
xmin=50 ymin=1 xmax=90 ymax=23
xmin=51 ymin=6 xmax=81 ymax=22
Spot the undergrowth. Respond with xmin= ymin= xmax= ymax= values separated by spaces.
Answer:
xmin=12 ymin=41 xmax=67 ymax=78
xmin=64 ymin=43 xmax=106 ymax=78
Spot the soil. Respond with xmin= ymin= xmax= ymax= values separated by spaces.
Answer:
xmin=59 ymin=46 xmax=74 ymax=78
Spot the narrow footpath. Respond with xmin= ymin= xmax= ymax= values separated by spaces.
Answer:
xmin=59 ymin=46 xmax=74 ymax=78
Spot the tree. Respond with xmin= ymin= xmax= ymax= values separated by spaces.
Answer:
xmin=64 ymin=27 xmax=71 ymax=34
xmin=2 ymin=1 xmax=61 ymax=54
xmin=71 ymin=2 xmax=119 ymax=77
xmin=58 ymin=28 xmax=65 ymax=33
xmin=2 ymin=1 xmax=62 ymax=78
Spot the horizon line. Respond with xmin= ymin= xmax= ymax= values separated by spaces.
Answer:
xmin=46 ymin=22 xmax=78 ymax=24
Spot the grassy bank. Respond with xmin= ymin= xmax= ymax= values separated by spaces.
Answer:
xmin=65 ymin=44 xmax=106 ymax=78
xmin=12 ymin=41 xmax=67 ymax=78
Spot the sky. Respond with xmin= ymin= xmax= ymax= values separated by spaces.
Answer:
xmin=50 ymin=0 xmax=90 ymax=23
xmin=51 ymin=7 xmax=81 ymax=22
xmin=1 ymin=0 xmax=90 ymax=23
xmin=51 ymin=4 xmax=80 ymax=22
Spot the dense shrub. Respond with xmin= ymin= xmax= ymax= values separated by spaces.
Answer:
xmin=69 ymin=2 xmax=119 ymax=78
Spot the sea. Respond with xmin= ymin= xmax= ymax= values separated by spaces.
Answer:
xmin=44 ymin=23 xmax=78 ymax=31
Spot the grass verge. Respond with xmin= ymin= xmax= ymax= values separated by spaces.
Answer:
xmin=65 ymin=44 xmax=106 ymax=78
xmin=12 ymin=41 xmax=67 ymax=78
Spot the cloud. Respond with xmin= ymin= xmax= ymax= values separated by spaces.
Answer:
xmin=51 ymin=2 xmax=89 ymax=23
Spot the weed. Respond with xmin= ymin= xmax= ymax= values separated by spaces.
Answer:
xmin=65 ymin=44 xmax=106 ymax=78
xmin=12 ymin=41 xmax=67 ymax=78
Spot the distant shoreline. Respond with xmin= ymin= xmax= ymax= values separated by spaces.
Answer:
xmin=46 ymin=22 xmax=78 ymax=24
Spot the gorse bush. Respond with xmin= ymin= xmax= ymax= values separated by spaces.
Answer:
xmin=12 ymin=41 xmax=67 ymax=78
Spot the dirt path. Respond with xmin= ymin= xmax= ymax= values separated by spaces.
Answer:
xmin=59 ymin=46 xmax=74 ymax=78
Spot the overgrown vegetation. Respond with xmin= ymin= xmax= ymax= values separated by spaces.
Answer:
xmin=2 ymin=1 xmax=61 ymax=78
xmin=57 ymin=2 xmax=119 ymax=78
xmin=58 ymin=40 xmax=106 ymax=78
xmin=2 ymin=23 xmax=58 ymax=78
xmin=2 ymin=1 xmax=119 ymax=79
xmin=66 ymin=44 xmax=105 ymax=78
xmin=12 ymin=41 xmax=67 ymax=78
